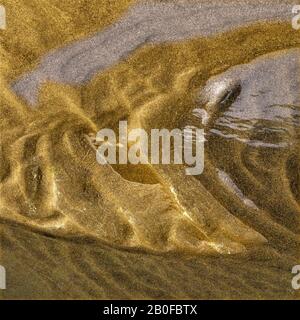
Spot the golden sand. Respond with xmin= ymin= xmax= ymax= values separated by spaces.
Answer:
xmin=0 ymin=0 xmax=300 ymax=299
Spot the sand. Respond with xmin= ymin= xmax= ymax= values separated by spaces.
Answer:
xmin=12 ymin=0 xmax=295 ymax=105
xmin=0 ymin=0 xmax=300 ymax=299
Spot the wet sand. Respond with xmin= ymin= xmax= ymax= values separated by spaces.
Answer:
xmin=1 ymin=0 xmax=300 ymax=299
xmin=13 ymin=0 xmax=295 ymax=105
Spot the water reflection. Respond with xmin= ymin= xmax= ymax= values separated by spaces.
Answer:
xmin=196 ymin=49 xmax=300 ymax=149
xmin=186 ymin=49 xmax=300 ymax=234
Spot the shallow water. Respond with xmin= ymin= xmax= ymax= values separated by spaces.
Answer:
xmin=204 ymin=49 xmax=300 ymax=149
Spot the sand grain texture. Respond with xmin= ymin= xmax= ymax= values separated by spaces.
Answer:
xmin=0 ymin=0 xmax=300 ymax=299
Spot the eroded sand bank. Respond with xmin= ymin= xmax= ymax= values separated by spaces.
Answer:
xmin=1 ymin=0 xmax=300 ymax=299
